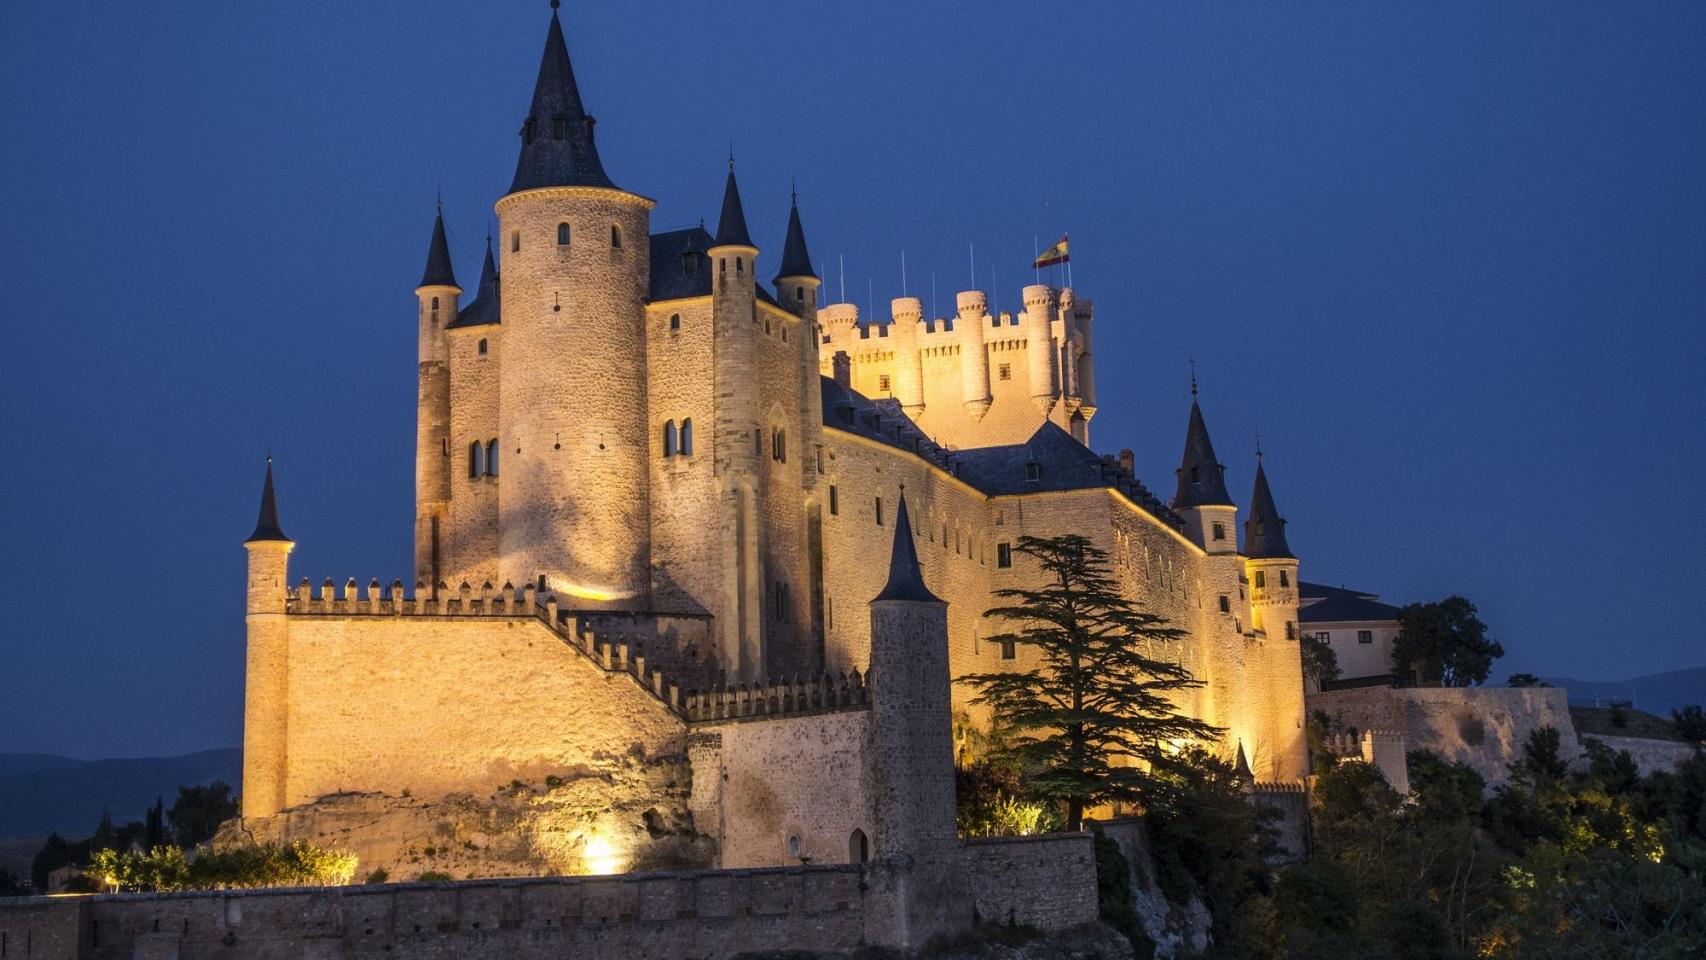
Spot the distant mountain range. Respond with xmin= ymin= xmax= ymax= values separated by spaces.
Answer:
xmin=0 ymin=748 xmax=240 ymax=837
xmin=1543 ymin=666 xmax=1706 ymax=717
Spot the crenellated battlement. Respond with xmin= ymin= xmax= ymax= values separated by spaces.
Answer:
xmin=681 ymin=670 xmax=870 ymax=724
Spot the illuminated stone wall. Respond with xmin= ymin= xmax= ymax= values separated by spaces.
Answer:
xmin=277 ymin=613 xmax=686 ymax=808
xmin=444 ymin=323 xmax=501 ymax=588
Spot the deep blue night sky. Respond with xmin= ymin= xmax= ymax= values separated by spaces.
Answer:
xmin=2 ymin=1 xmax=1702 ymax=758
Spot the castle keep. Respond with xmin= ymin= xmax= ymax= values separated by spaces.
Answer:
xmin=237 ymin=3 xmax=1308 ymax=889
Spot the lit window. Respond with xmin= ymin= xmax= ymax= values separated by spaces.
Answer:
xmin=1357 ymin=630 xmax=1374 ymax=644
xmin=1212 ymin=522 xmax=1225 ymax=541
xmin=557 ymin=223 xmax=570 ymax=245
xmin=997 ymin=543 xmax=1012 ymax=568
xmin=1315 ymin=632 xmax=1330 ymax=643
xmin=1255 ymin=570 xmax=1266 ymax=589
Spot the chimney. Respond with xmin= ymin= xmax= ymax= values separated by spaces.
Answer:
xmin=832 ymin=350 xmax=852 ymax=389
xmin=1119 ymin=448 xmax=1135 ymax=474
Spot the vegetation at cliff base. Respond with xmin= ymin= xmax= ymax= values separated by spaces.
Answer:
xmin=85 ymin=840 xmax=359 ymax=892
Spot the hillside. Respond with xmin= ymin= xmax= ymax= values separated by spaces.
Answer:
xmin=1545 ymin=665 xmax=1706 ymax=717
xmin=0 ymin=748 xmax=240 ymax=837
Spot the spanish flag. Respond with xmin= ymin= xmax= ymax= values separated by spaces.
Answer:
xmin=1034 ymin=234 xmax=1069 ymax=268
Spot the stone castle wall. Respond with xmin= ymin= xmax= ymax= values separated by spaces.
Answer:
xmin=274 ymin=611 xmax=685 ymax=808
xmin=1310 ymin=686 xmax=1581 ymax=786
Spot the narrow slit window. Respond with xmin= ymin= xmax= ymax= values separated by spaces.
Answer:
xmin=468 ymin=442 xmax=482 ymax=479
xmin=663 ymin=420 xmax=677 ymax=457
xmin=557 ymin=223 xmax=571 ymax=246
xmin=610 ymin=225 xmax=622 ymax=248
xmin=477 ymin=338 xmax=488 ymax=355
xmin=680 ymin=418 xmax=693 ymax=455
xmin=669 ymin=313 xmax=681 ymax=331
xmin=485 ymin=439 xmax=499 ymax=476
xmin=511 ymin=231 xmax=520 ymax=253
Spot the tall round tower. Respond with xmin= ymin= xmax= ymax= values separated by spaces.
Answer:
xmin=414 ymin=206 xmax=458 ymax=593
xmin=243 ymin=460 xmax=293 ymax=820
xmin=1022 ymin=284 xmax=1058 ymax=415
xmin=956 ymin=290 xmax=992 ymax=420
xmin=495 ymin=5 xmax=654 ymax=606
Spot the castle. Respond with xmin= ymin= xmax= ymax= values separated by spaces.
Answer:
xmin=237 ymin=3 xmax=1308 ymax=886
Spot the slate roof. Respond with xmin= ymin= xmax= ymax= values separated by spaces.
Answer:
xmin=1298 ymin=592 xmax=1399 ymax=624
xmin=419 ymin=209 xmax=458 ymax=289
xmin=775 ymin=195 xmax=817 ymax=281
xmin=648 ymin=226 xmax=776 ymax=305
xmin=1299 ymin=582 xmax=1379 ymax=602
xmin=1171 ymin=400 xmax=1234 ymax=509
xmin=246 ymin=460 xmax=290 ymax=543
xmin=820 ymin=377 xmax=1181 ymax=527
xmin=1243 ymin=461 xmax=1294 ymax=559
xmin=509 ymin=8 xmax=617 ymax=193
xmin=448 ymin=237 xmax=500 ymax=329
xmin=712 ymin=165 xmax=754 ymax=249
xmin=873 ymin=493 xmax=942 ymax=604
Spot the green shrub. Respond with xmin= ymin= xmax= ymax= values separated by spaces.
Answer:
xmin=84 ymin=841 xmax=357 ymax=892
xmin=364 ymin=867 xmax=389 ymax=885
xmin=416 ymin=870 xmax=453 ymax=883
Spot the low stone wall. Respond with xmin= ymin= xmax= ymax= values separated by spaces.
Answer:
xmin=0 ymin=867 xmax=870 ymax=960
xmin=1310 ymin=686 xmax=1580 ymax=786
xmin=1583 ymin=734 xmax=1701 ymax=776
xmin=958 ymin=833 xmax=1099 ymax=932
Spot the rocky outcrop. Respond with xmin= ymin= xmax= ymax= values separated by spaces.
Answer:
xmin=219 ymin=752 xmax=712 ymax=881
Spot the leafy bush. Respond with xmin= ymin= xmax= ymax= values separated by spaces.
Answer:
xmin=364 ymin=867 xmax=389 ymax=884
xmin=955 ymin=760 xmax=1062 ymax=838
xmin=416 ymin=870 xmax=453 ymax=883
xmin=84 ymin=841 xmax=357 ymax=892
xmin=1674 ymin=704 xmax=1706 ymax=742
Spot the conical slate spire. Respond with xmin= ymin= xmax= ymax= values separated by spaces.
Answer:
xmin=774 ymin=189 xmax=817 ymax=280
xmin=476 ymin=234 xmax=497 ymax=292
xmin=873 ymin=491 xmax=941 ymax=603
xmin=245 ymin=459 xmax=290 ymax=544
xmin=508 ymin=5 xmax=617 ymax=193
xmin=1170 ymin=399 xmax=1234 ymax=509
xmin=418 ymin=207 xmax=458 ymax=289
xmin=451 ymin=234 xmax=502 ymax=329
xmin=712 ymin=159 xmax=754 ymax=249
xmin=1244 ymin=460 xmax=1294 ymax=559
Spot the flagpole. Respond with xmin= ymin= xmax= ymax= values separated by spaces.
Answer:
xmin=901 ymin=250 xmax=908 ymax=298
xmin=839 ymin=255 xmax=846 ymax=306
xmin=931 ymin=272 xmax=937 ymax=324
xmin=969 ymin=243 xmax=976 ymax=291
xmin=1033 ymin=236 xmax=1040 ymax=285
xmin=1066 ymin=233 xmax=1073 ymax=289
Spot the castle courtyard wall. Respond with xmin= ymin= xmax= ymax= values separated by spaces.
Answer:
xmin=689 ymin=710 xmax=875 ymax=869
xmin=279 ymin=615 xmax=686 ymax=807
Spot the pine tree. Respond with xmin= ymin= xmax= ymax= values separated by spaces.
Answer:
xmin=960 ymin=534 xmax=1222 ymax=830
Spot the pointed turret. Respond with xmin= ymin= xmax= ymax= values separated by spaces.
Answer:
xmin=1171 ymin=398 xmax=1234 ymax=510
xmin=451 ymin=235 xmax=501 ymax=329
xmin=874 ymin=492 xmax=940 ymax=603
xmin=774 ymin=189 xmax=816 ymax=281
xmin=509 ymin=2 xmax=616 ymax=194
xmin=245 ymin=458 xmax=290 ymax=544
xmin=418 ymin=207 xmax=458 ymax=290
xmin=713 ymin=158 xmax=754 ymax=250
xmin=1244 ymin=459 xmax=1294 ymax=559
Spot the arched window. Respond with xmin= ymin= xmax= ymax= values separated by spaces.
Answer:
xmin=680 ymin=418 xmax=693 ymax=455
xmin=735 ymin=256 xmax=743 ymax=273
xmin=786 ymin=834 xmax=801 ymax=860
xmin=557 ymin=223 xmax=570 ymax=246
xmin=669 ymin=313 xmax=681 ymax=331
xmin=849 ymin=829 xmax=869 ymax=864
xmin=477 ymin=338 xmax=488 ymax=355
xmin=610 ymin=225 xmax=622 ymax=248
xmin=511 ymin=231 xmax=520 ymax=253
xmin=663 ymin=419 xmax=677 ymax=457
xmin=485 ymin=439 xmax=499 ymax=477
xmin=468 ymin=441 xmax=482 ymax=479
xmin=796 ymin=285 xmax=805 ymax=302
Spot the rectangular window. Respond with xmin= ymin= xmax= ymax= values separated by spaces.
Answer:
xmin=1025 ymin=462 xmax=1040 ymax=482
xmin=511 ymin=230 xmax=520 ymax=253
xmin=999 ymin=639 xmax=1016 ymax=660
xmin=1254 ymin=570 xmax=1265 ymax=588
xmin=815 ymin=447 xmax=824 ymax=474
xmin=997 ymin=542 xmax=1012 ymax=568
xmin=1218 ymin=595 xmax=1230 ymax=613
xmin=1357 ymin=630 xmax=1374 ymax=644
xmin=998 ymin=363 xmax=1011 ymax=381
xmin=1212 ymin=522 xmax=1225 ymax=541
xmin=879 ymin=374 xmax=892 ymax=393
xmin=1315 ymin=632 xmax=1330 ymax=643
xmin=1285 ymin=621 xmax=1296 ymax=640
xmin=1279 ymin=570 xmax=1290 ymax=588
xmin=829 ymin=485 xmax=839 ymax=516
xmin=875 ymin=496 xmax=884 ymax=526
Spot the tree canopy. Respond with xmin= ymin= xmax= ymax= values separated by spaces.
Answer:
xmin=959 ymin=533 xmax=1221 ymax=830
xmin=1391 ymin=595 xmax=1504 ymax=687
